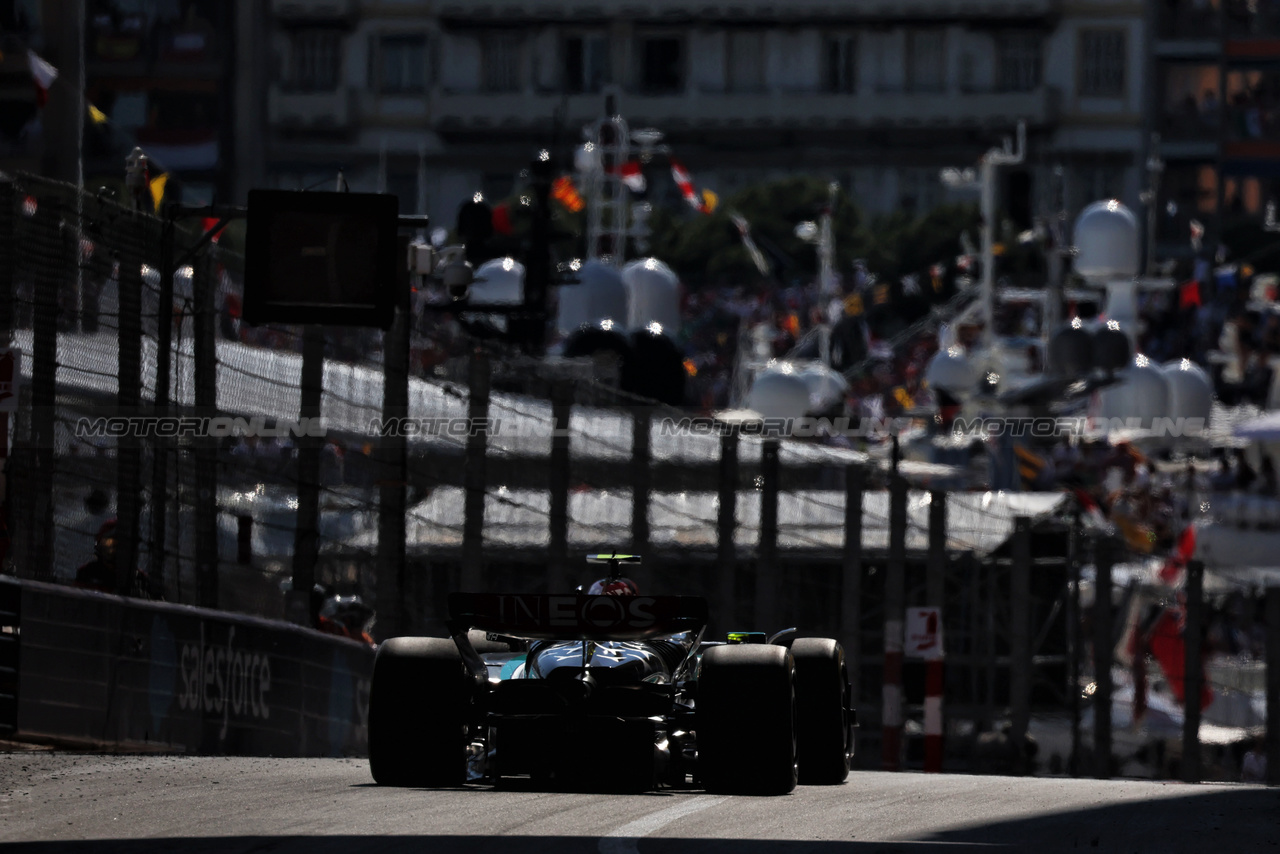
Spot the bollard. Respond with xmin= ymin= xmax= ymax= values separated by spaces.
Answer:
xmin=883 ymin=457 xmax=907 ymax=771
xmin=1182 ymin=560 xmax=1204 ymax=783
xmin=841 ymin=464 xmax=865 ymax=731
xmin=1093 ymin=537 xmax=1114 ymax=779
xmin=1267 ymin=586 xmax=1279 ymax=785
xmin=461 ymin=349 xmax=490 ymax=592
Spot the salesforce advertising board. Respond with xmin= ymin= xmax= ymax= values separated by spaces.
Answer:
xmin=14 ymin=580 xmax=372 ymax=757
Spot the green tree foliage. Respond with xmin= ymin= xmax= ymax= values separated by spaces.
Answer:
xmin=645 ymin=175 xmax=980 ymax=292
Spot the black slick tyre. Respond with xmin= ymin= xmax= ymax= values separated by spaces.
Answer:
xmin=368 ymin=637 xmax=470 ymax=787
xmin=696 ymin=644 xmax=797 ymax=795
xmin=792 ymin=637 xmax=852 ymax=785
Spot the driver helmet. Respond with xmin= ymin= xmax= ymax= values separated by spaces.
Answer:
xmin=587 ymin=577 xmax=639 ymax=596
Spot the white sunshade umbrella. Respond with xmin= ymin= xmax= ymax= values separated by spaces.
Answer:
xmin=1233 ymin=410 xmax=1280 ymax=441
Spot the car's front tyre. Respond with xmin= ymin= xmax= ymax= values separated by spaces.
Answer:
xmin=792 ymin=637 xmax=852 ymax=784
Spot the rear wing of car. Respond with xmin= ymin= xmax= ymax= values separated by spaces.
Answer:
xmin=448 ymin=593 xmax=709 ymax=642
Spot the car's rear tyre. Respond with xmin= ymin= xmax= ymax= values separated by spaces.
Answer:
xmin=369 ymin=637 xmax=470 ymax=787
xmin=696 ymin=644 xmax=797 ymax=795
xmin=792 ymin=637 xmax=852 ymax=785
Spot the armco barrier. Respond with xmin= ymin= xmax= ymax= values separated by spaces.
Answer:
xmin=3 ymin=577 xmax=373 ymax=756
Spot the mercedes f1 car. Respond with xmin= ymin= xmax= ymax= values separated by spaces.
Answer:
xmin=368 ymin=556 xmax=855 ymax=794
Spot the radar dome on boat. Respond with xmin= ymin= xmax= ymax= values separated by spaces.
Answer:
xmin=1073 ymin=200 xmax=1140 ymax=281
xmin=1048 ymin=321 xmax=1094 ymax=377
xmin=622 ymin=258 xmax=681 ymax=335
xmin=798 ymin=362 xmax=849 ymax=412
xmin=471 ymin=257 xmax=524 ymax=304
xmin=925 ymin=346 xmax=978 ymax=394
xmin=746 ymin=365 xmax=813 ymax=419
xmin=1162 ymin=359 xmax=1213 ymax=425
xmin=556 ymin=259 xmax=626 ymax=333
xmin=1096 ymin=354 xmax=1171 ymax=429
xmin=1094 ymin=322 xmax=1133 ymax=373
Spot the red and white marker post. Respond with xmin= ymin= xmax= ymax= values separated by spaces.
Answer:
xmin=907 ymin=607 xmax=945 ymax=772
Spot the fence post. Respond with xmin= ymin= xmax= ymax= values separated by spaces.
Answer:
xmin=1068 ymin=511 xmax=1083 ymax=776
xmin=147 ymin=210 xmax=175 ymax=596
xmin=0 ymin=180 xmax=10 ymax=557
xmin=1010 ymin=516 xmax=1032 ymax=764
xmin=548 ymin=381 xmax=571 ymax=594
xmin=716 ymin=425 xmax=739 ymax=633
xmin=290 ymin=326 xmax=324 ymax=620
xmin=375 ymin=237 xmax=410 ymax=638
xmin=1267 ymin=586 xmax=1279 ymax=786
xmin=755 ymin=438 xmax=779 ymax=630
xmin=924 ymin=491 xmax=948 ymax=774
xmin=631 ymin=405 xmax=650 ymax=573
xmin=115 ymin=207 xmax=144 ymax=595
xmin=1182 ymin=559 xmax=1204 ymax=783
xmin=461 ymin=349 xmax=490 ymax=593
xmin=192 ymin=252 xmax=218 ymax=608
xmin=842 ymin=463 xmax=864 ymax=717
xmin=883 ymin=453 xmax=907 ymax=771
xmin=1093 ymin=536 xmax=1114 ymax=779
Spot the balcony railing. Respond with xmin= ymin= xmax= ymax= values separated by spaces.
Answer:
xmin=270 ymin=0 xmax=355 ymax=22
xmin=435 ymin=0 xmax=1059 ymax=20
xmin=1223 ymin=106 xmax=1280 ymax=145
xmin=429 ymin=86 xmax=1060 ymax=131
xmin=1157 ymin=1 xmax=1223 ymax=41
xmin=1226 ymin=3 xmax=1280 ymax=40
xmin=268 ymin=86 xmax=355 ymax=131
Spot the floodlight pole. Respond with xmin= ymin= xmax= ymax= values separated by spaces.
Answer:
xmin=819 ymin=181 xmax=838 ymax=297
xmin=979 ymin=123 xmax=1026 ymax=351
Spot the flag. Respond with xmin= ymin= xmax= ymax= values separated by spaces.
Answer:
xmin=202 ymin=217 xmax=225 ymax=244
xmin=1015 ymin=445 xmax=1047 ymax=488
xmin=28 ymin=50 xmax=57 ymax=108
xmin=491 ymin=201 xmax=513 ymax=236
xmin=1179 ymin=279 xmax=1202 ymax=310
xmin=1148 ymin=603 xmax=1213 ymax=710
xmin=618 ymin=161 xmax=646 ymax=195
xmin=729 ymin=210 xmax=769 ymax=276
xmin=1072 ymin=487 xmax=1110 ymax=532
xmin=552 ymin=176 xmax=584 ymax=213
xmin=149 ymin=173 xmax=168 ymax=211
xmin=1157 ymin=525 xmax=1196 ymax=586
xmin=670 ymin=159 xmax=712 ymax=213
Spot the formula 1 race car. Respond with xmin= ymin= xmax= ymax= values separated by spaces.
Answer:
xmin=368 ymin=555 xmax=855 ymax=794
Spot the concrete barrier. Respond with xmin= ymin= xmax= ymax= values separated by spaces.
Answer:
xmin=4 ymin=577 xmax=373 ymax=756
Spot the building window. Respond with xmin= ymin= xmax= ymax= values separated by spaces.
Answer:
xmin=997 ymin=32 xmax=1042 ymax=93
xmin=639 ymin=36 xmax=683 ymax=95
xmin=482 ymin=31 xmax=522 ymax=93
xmin=564 ymin=33 xmax=609 ymax=94
xmin=376 ymin=34 xmax=427 ymax=94
xmin=1079 ymin=29 xmax=1126 ymax=98
xmin=728 ymin=31 xmax=765 ymax=93
xmin=824 ymin=34 xmax=857 ymax=94
xmin=290 ymin=29 xmax=341 ymax=91
xmin=907 ymin=30 xmax=946 ymax=93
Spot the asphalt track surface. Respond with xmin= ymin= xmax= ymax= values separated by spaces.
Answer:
xmin=1 ymin=754 xmax=1276 ymax=853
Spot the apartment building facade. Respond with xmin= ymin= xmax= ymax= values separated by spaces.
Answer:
xmin=1151 ymin=0 xmax=1280 ymax=261
xmin=245 ymin=1 xmax=1152 ymax=245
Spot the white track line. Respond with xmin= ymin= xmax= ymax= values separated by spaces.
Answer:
xmin=598 ymin=796 xmax=730 ymax=854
